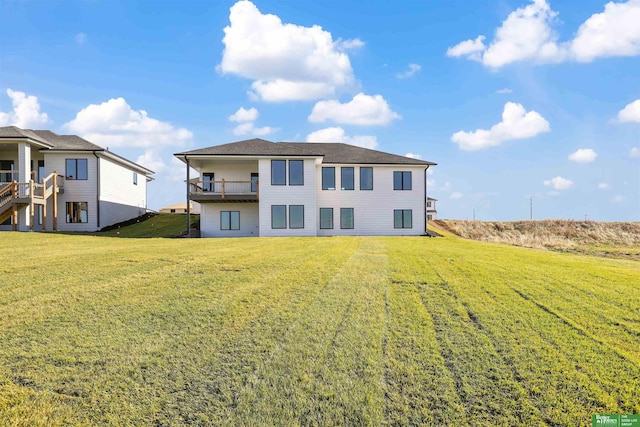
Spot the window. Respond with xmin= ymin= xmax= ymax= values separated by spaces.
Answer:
xmin=289 ymin=205 xmax=304 ymax=229
xmin=271 ymin=205 xmax=286 ymax=229
xmin=251 ymin=173 xmax=259 ymax=192
xmin=221 ymin=211 xmax=240 ymax=230
xmin=322 ymin=167 xmax=335 ymax=190
xmin=341 ymin=167 xmax=354 ymax=190
xmin=65 ymin=159 xmax=88 ymax=180
xmin=66 ymin=202 xmax=88 ymax=223
xmin=340 ymin=208 xmax=354 ymax=229
xmin=393 ymin=171 xmax=412 ymax=190
xmin=394 ymin=209 xmax=413 ymax=229
xmin=271 ymin=160 xmax=286 ymax=185
xmin=360 ymin=167 xmax=373 ymax=190
xmin=133 ymin=172 xmax=138 ymax=185
xmin=427 ymin=201 xmax=432 ymax=207
xmin=202 ymin=173 xmax=215 ymax=192
xmin=427 ymin=214 xmax=433 ymax=220
xmin=320 ymin=208 xmax=333 ymax=229
xmin=0 ymin=160 xmax=14 ymax=182
xmin=289 ymin=160 xmax=304 ymax=185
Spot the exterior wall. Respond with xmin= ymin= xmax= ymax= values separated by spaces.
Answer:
xmin=200 ymin=203 xmax=259 ymax=237
xmin=98 ymin=156 xmax=147 ymax=227
xmin=258 ymin=158 xmax=317 ymax=237
xmin=316 ymin=164 xmax=426 ymax=236
xmin=197 ymin=160 xmax=259 ymax=182
xmin=44 ymin=153 xmax=99 ymax=231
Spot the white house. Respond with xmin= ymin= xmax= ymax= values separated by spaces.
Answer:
xmin=427 ymin=197 xmax=438 ymax=220
xmin=0 ymin=126 xmax=154 ymax=232
xmin=175 ymin=139 xmax=436 ymax=237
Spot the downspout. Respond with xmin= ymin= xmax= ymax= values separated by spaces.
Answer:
xmin=93 ymin=151 xmax=101 ymax=229
xmin=186 ymin=156 xmax=191 ymax=237
xmin=424 ymin=166 xmax=429 ymax=235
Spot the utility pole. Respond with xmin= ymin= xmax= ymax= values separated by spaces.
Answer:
xmin=530 ymin=196 xmax=533 ymax=220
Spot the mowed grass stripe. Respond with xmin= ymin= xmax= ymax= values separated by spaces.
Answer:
xmin=230 ymin=238 xmax=387 ymax=426
xmin=423 ymin=241 xmax=638 ymax=422
xmin=0 ymin=236 xmax=359 ymax=425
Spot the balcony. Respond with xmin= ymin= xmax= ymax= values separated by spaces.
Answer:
xmin=188 ymin=179 xmax=258 ymax=203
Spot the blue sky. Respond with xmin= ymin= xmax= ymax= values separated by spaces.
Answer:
xmin=1 ymin=0 xmax=639 ymax=221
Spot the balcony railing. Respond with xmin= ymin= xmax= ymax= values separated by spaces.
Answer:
xmin=189 ymin=179 xmax=258 ymax=200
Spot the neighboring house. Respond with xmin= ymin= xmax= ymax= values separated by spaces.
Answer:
xmin=427 ymin=197 xmax=438 ymax=220
xmin=159 ymin=202 xmax=200 ymax=214
xmin=174 ymin=139 xmax=436 ymax=237
xmin=0 ymin=126 xmax=154 ymax=232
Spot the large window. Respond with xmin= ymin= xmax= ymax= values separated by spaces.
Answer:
xmin=289 ymin=160 xmax=304 ymax=185
xmin=394 ymin=209 xmax=412 ymax=229
xmin=271 ymin=205 xmax=286 ymax=229
xmin=65 ymin=159 xmax=88 ymax=180
xmin=322 ymin=167 xmax=335 ymax=190
xmin=340 ymin=208 xmax=354 ymax=229
xmin=320 ymin=208 xmax=333 ymax=229
xmin=66 ymin=202 xmax=88 ymax=223
xmin=271 ymin=160 xmax=286 ymax=185
xmin=393 ymin=171 xmax=412 ymax=190
xmin=341 ymin=167 xmax=354 ymax=190
xmin=220 ymin=211 xmax=240 ymax=230
xmin=360 ymin=167 xmax=373 ymax=190
xmin=289 ymin=205 xmax=304 ymax=229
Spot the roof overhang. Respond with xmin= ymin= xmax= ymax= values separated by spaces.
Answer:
xmin=0 ymin=137 xmax=54 ymax=149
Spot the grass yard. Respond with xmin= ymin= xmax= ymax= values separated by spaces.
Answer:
xmin=1 ymin=233 xmax=638 ymax=426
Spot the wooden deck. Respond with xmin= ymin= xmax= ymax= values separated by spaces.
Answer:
xmin=0 ymin=172 xmax=64 ymax=230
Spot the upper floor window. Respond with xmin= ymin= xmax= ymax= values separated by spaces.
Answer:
xmin=65 ymin=159 xmax=88 ymax=180
xmin=203 ymin=173 xmax=215 ymax=192
xmin=427 ymin=201 xmax=432 ymax=207
xmin=322 ymin=167 xmax=335 ymax=190
xmin=133 ymin=172 xmax=138 ymax=185
xmin=393 ymin=171 xmax=412 ymax=190
xmin=289 ymin=160 xmax=304 ymax=185
xmin=360 ymin=167 xmax=373 ymax=190
xmin=341 ymin=167 xmax=354 ymax=190
xmin=271 ymin=160 xmax=286 ymax=185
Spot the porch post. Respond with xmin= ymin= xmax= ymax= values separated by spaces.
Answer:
xmin=186 ymin=157 xmax=191 ymax=237
xmin=17 ymin=142 xmax=31 ymax=231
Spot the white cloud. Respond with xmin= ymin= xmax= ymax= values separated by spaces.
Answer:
xmin=447 ymin=0 xmax=640 ymax=68
xmin=229 ymin=107 xmax=258 ymax=122
xmin=451 ymin=102 xmax=550 ymax=151
xmin=544 ymin=176 xmax=574 ymax=190
xmin=0 ymin=88 xmax=49 ymax=128
xmin=308 ymin=93 xmax=401 ymax=126
xmin=63 ymin=97 xmax=192 ymax=148
xmin=616 ymin=99 xmax=640 ymax=123
xmin=611 ymin=194 xmax=624 ymax=203
xmin=227 ymin=106 xmax=277 ymax=136
xmin=568 ymin=148 xmax=597 ymax=163
xmin=598 ymin=183 xmax=609 ymax=190
xmin=446 ymin=35 xmax=486 ymax=61
xmin=496 ymin=88 xmax=513 ymax=94
xmin=441 ymin=181 xmax=452 ymax=191
xmin=630 ymin=147 xmax=640 ymax=158
xmin=396 ymin=63 xmax=422 ymax=79
xmin=336 ymin=38 xmax=365 ymax=50
xmin=219 ymin=1 xmax=355 ymax=102
xmin=306 ymin=126 xmax=377 ymax=149
xmin=570 ymin=0 xmax=640 ymax=62
xmin=405 ymin=153 xmax=422 ymax=159
xmin=75 ymin=32 xmax=87 ymax=45
xmin=136 ymin=150 xmax=166 ymax=173
xmin=450 ymin=192 xmax=463 ymax=199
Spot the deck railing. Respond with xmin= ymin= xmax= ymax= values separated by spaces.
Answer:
xmin=189 ymin=179 xmax=258 ymax=199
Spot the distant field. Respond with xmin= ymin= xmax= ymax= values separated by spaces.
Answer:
xmin=1 ymin=233 xmax=638 ymax=426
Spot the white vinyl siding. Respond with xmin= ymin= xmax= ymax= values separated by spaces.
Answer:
xmin=98 ymin=155 xmax=148 ymax=227
xmin=316 ymin=164 xmax=425 ymax=236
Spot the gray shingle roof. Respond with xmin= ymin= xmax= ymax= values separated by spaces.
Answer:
xmin=176 ymin=139 xmax=436 ymax=166
xmin=0 ymin=126 xmax=52 ymax=146
xmin=29 ymin=130 xmax=104 ymax=151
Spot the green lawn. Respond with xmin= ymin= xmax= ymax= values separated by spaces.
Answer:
xmin=1 ymin=233 xmax=638 ymax=426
